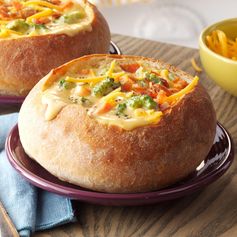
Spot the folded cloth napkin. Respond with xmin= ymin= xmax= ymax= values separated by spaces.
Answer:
xmin=0 ymin=113 xmax=76 ymax=237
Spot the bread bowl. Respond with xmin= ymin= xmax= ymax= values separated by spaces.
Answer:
xmin=0 ymin=0 xmax=110 ymax=96
xmin=18 ymin=54 xmax=216 ymax=193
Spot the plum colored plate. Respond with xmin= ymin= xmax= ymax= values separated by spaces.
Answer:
xmin=0 ymin=41 xmax=121 ymax=106
xmin=5 ymin=123 xmax=234 ymax=206
xmin=0 ymin=95 xmax=25 ymax=105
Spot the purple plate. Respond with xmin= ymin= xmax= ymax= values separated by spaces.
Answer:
xmin=0 ymin=95 xmax=25 ymax=105
xmin=0 ymin=41 xmax=121 ymax=106
xmin=5 ymin=123 xmax=234 ymax=206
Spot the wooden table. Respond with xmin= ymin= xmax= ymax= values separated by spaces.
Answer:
xmin=2 ymin=34 xmax=237 ymax=237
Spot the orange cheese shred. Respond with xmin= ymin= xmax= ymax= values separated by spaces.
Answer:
xmin=191 ymin=58 xmax=202 ymax=72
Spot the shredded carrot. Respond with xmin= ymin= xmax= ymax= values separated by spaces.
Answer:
xmin=155 ymin=90 xmax=168 ymax=105
xmin=122 ymin=82 xmax=133 ymax=91
xmin=60 ymin=0 xmax=73 ymax=10
xmin=12 ymin=1 xmax=23 ymax=10
xmin=120 ymin=64 xmax=140 ymax=73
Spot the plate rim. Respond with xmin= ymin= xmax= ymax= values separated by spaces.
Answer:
xmin=110 ymin=40 xmax=122 ymax=55
xmin=0 ymin=95 xmax=25 ymax=104
xmin=0 ymin=40 xmax=121 ymax=106
xmin=5 ymin=122 xmax=234 ymax=203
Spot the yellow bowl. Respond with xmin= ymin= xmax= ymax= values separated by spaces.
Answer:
xmin=199 ymin=18 xmax=237 ymax=96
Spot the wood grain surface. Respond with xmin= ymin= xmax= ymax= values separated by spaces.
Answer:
xmin=1 ymin=34 xmax=236 ymax=237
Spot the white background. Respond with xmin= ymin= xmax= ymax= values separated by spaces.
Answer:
xmin=98 ymin=0 xmax=237 ymax=48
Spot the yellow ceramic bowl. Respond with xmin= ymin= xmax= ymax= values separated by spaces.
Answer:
xmin=199 ymin=18 xmax=237 ymax=96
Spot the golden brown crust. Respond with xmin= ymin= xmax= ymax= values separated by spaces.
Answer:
xmin=18 ymin=54 xmax=216 ymax=193
xmin=0 ymin=3 xmax=110 ymax=96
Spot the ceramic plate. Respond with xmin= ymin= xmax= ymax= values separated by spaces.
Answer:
xmin=0 ymin=41 xmax=121 ymax=106
xmin=6 ymin=122 xmax=234 ymax=206
xmin=109 ymin=41 xmax=122 ymax=55
xmin=0 ymin=95 xmax=25 ymax=105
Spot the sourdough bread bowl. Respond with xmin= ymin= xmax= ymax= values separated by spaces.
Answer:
xmin=0 ymin=0 xmax=110 ymax=96
xmin=18 ymin=54 xmax=216 ymax=193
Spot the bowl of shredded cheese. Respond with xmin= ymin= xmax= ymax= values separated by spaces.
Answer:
xmin=199 ymin=18 xmax=237 ymax=96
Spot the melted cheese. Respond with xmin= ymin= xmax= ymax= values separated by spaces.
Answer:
xmin=106 ymin=60 xmax=116 ymax=77
xmin=42 ymin=93 xmax=67 ymax=120
xmin=47 ymin=17 xmax=92 ymax=37
xmin=166 ymin=76 xmax=199 ymax=102
xmin=96 ymin=111 xmax=163 ymax=130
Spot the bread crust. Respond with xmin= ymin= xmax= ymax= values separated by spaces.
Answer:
xmin=0 ymin=2 xmax=110 ymax=96
xmin=18 ymin=55 xmax=217 ymax=193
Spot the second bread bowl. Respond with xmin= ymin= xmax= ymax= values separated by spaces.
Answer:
xmin=0 ymin=0 xmax=110 ymax=96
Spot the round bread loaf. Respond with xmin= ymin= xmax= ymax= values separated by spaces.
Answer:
xmin=0 ymin=0 xmax=110 ymax=96
xmin=18 ymin=54 xmax=216 ymax=193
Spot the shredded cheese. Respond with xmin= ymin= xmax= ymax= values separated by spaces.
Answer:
xmin=106 ymin=60 xmax=116 ymax=77
xmin=0 ymin=20 xmax=9 ymax=24
xmin=65 ymin=71 xmax=125 ymax=85
xmin=101 ymin=87 xmax=122 ymax=102
xmin=0 ymin=28 xmax=23 ymax=37
xmin=23 ymin=0 xmax=62 ymax=11
xmin=0 ymin=29 xmax=9 ymax=37
xmin=160 ymin=69 xmax=169 ymax=79
xmin=166 ymin=76 xmax=199 ymax=102
xmin=28 ymin=5 xmax=48 ymax=11
xmin=65 ymin=75 xmax=106 ymax=83
xmin=206 ymin=30 xmax=237 ymax=61
xmin=191 ymin=58 xmax=202 ymax=72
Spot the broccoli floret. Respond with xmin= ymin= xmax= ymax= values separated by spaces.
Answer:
xmin=115 ymin=103 xmax=127 ymax=115
xmin=127 ymin=95 xmax=157 ymax=110
xmin=6 ymin=20 xmax=29 ymax=33
xmin=32 ymin=23 xmax=47 ymax=30
xmin=127 ymin=95 xmax=144 ymax=109
xmin=61 ymin=11 xmax=84 ymax=24
xmin=142 ymin=95 xmax=157 ymax=109
xmin=145 ymin=72 xmax=161 ymax=84
xmin=58 ymin=79 xmax=75 ymax=90
xmin=93 ymin=77 xmax=121 ymax=97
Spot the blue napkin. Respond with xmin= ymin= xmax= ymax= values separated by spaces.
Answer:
xmin=0 ymin=113 xmax=76 ymax=237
